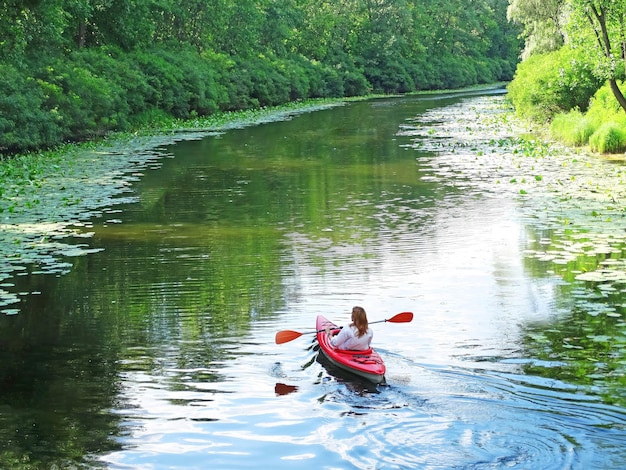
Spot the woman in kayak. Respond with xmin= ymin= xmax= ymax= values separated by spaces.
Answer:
xmin=326 ymin=306 xmax=373 ymax=350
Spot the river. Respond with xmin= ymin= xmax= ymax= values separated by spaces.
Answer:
xmin=1 ymin=89 xmax=625 ymax=469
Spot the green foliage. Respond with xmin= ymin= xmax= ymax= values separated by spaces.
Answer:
xmin=74 ymin=47 xmax=155 ymax=117
xmin=363 ymin=56 xmax=415 ymax=94
xmin=130 ymin=46 xmax=225 ymax=118
xmin=342 ymin=70 xmax=370 ymax=97
xmin=242 ymin=56 xmax=291 ymax=107
xmin=507 ymin=0 xmax=566 ymax=58
xmin=216 ymin=54 xmax=344 ymax=110
xmin=589 ymin=121 xmax=626 ymax=154
xmin=38 ymin=57 xmax=128 ymax=140
xmin=309 ymin=65 xmax=344 ymax=98
xmin=0 ymin=65 xmax=63 ymax=151
xmin=586 ymin=82 xmax=626 ymax=125
xmin=549 ymin=110 xmax=595 ymax=147
xmin=437 ymin=55 xmax=480 ymax=89
xmin=0 ymin=0 xmax=523 ymax=154
xmin=508 ymin=46 xmax=603 ymax=122
xmin=510 ymin=0 xmax=626 ymax=132
xmin=549 ymin=81 xmax=626 ymax=151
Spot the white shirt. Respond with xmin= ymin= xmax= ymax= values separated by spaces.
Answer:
xmin=330 ymin=325 xmax=373 ymax=350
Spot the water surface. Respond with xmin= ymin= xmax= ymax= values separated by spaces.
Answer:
xmin=1 ymin=90 xmax=625 ymax=469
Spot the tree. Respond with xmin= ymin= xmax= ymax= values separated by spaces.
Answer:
xmin=509 ymin=0 xmax=626 ymax=113
xmin=570 ymin=0 xmax=626 ymax=111
xmin=507 ymin=0 xmax=566 ymax=58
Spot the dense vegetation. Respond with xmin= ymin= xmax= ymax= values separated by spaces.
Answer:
xmin=0 ymin=0 xmax=521 ymax=154
xmin=506 ymin=0 xmax=626 ymax=153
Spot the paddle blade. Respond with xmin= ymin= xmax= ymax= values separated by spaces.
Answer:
xmin=275 ymin=330 xmax=304 ymax=344
xmin=387 ymin=311 xmax=413 ymax=323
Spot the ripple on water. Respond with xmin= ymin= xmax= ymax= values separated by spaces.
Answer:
xmin=98 ymin=94 xmax=626 ymax=469
xmin=306 ymin=363 xmax=626 ymax=469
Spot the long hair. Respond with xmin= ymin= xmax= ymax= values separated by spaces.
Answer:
xmin=351 ymin=306 xmax=369 ymax=337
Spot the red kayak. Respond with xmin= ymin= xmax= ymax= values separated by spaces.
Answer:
xmin=316 ymin=315 xmax=386 ymax=384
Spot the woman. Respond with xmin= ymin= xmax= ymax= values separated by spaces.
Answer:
xmin=326 ymin=306 xmax=373 ymax=350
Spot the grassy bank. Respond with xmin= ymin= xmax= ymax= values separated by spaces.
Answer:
xmin=507 ymin=49 xmax=626 ymax=156
xmin=549 ymin=83 xmax=626 ymax=156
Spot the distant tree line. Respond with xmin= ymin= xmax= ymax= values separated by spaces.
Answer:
xmin=0 ymin=0 xmax=521 ymax=154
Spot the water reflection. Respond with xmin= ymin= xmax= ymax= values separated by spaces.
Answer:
xmin=274 ymin=382 xmax=298 ymax=396
xmin=1 ymin=91 xmax=625 ymax=469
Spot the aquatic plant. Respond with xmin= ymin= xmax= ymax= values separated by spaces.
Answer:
xmin=410 ymin=94 xmax=626 ymax=404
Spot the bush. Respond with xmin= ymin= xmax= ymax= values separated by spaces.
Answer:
xmin=38 ymin=57 xmax=127 ymax=139
xmin=550 ymin=110 xmax=596 ymax=146
xmin=363 ymin=55 xmax=414 ymax=94
xmin=342 ymin=69 xmax=370 ymax=96
xmin=407 ymin=58 xmax=441 ymax=90
xmin=132 ymin=49 xmax=192 ymax=117
xmin=323 ymin=50 xmax=370 ymax=96
xmin=589 ymin=121 xmax=626 ymax=153
xmin=126 ymin=46 xmax=226 ymax=118
xmin=248 ymin=56 xmax=291 ymax=106
xmin=316 ymin=65 xmax=344 ymax=97
xmin=304 ymin=63 xmax=333 ymax=98
xmin=83 ymin=47 xmax=155 ymax=118
xmin=508 ymin=46 xmax=603 ymax=122
xmin=586 ymin=81 xmax=625 ymax=127
xmin=0 ymin=65 xmax=63 ymax=152
xmin=278 ymin=56 xmax=312 ymax=101
xmin=549 ymin=81 xmax=626 ymax=152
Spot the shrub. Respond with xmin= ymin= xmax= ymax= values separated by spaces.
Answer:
xmin=550 ymin=110 xmax=596 ymax=146
xmin=132 ymin=49 xmax=192 ymax=117
xmin=342 ymin=69 xmax=370 ymax=97
xmin=78 ymin=47 xmax=155 ymax=118
xmin=322 ymin=50 xmax=370 ymax=96
xmin=317 ymin=65 xmax=344 ymax=97
xmin=407 ymin=58 xmax=441 ymax=90
xmin=0 ymin=65 xmax=63 ymax=152
xmin=305 ymin=64 xmax=330 ymax=98
xmin=131 ymin=46 xmax=225 ymax=118
xmin=222 ymin=67 xmax=257 ymax=110
xmin=249 ymin=56 xmax=291 ymax=106
xmin=363 ymin=55 xmax=414 ymax=94
xmin=589 ymin=121 xmax=626 ymax=153
xmin=585 ymin=81 xmax=625 ymax=128
xmin=38 ymin=58 xmax=127 ymax=139
xmin=423 ymin=55 xmax=467 ymax=89
xmin=508 ymin=46 xmax=603 ymax=122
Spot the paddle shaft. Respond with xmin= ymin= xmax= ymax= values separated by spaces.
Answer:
xmin=275 ymin=311 xmax=413 ymax=344
xmin=317 ymin=317 xmax=391 ymax=334
xmin=301 ymin=317 xmax=399 ymax=336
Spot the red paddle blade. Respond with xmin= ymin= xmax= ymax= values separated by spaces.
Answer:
xmin=387 ymin=311 xmax=413 ymax=323
xmin=275 ymin=330 xmax=304 ymax=344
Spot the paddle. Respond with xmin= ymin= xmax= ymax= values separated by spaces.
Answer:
xmin=275 ymin=311 xmax=413 ymax=344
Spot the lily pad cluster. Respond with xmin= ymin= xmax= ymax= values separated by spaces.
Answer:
xmin=0 ymin=102 xmax=341 ymax=315
xmin=402 ymin=96 xmax=625 ymax=294
xmin=401 ymin=94 xmax=626 ymax=403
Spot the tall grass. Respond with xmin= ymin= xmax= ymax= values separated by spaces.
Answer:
xmin=587 ymin=83 xmax=626 ymax=153
xmin=549 ymin=81 xmax=626 ymax=153
xmin=550 ymin=110 xmax=595 ymax=146
xmin=589 ymin=121 xmax=626 ymax=153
